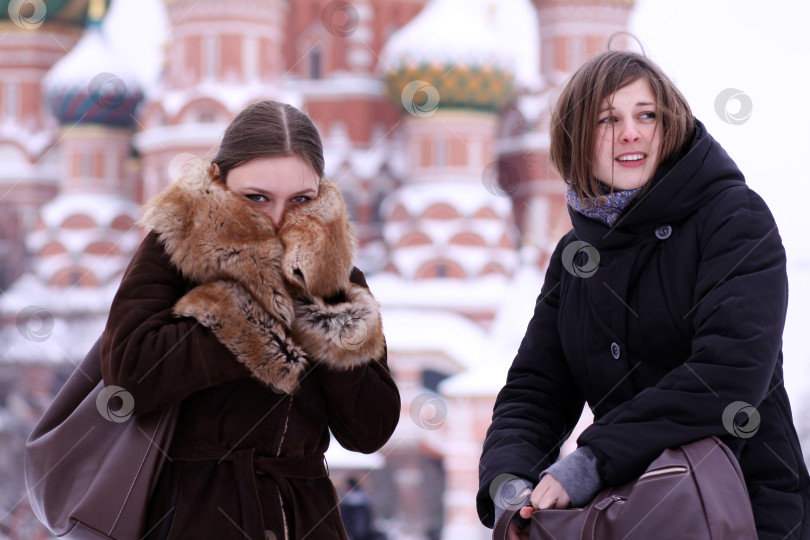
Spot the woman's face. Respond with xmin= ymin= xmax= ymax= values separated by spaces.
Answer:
xmin=592 ymin=78 xmax=661 ymax=191
xmin=225 ymin=156 xmax=319 ymax=227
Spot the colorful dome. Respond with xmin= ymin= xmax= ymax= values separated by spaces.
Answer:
xmin=43 ymin=18 xmax=143 ymax=128
xmin=381 ymin=0 xmax=515 ymax=112
xmin=0 ymin=0 xmax=111 ymax=29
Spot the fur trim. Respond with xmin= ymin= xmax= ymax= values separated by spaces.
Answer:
xmin=141 ymin=158 xmax=377 ymax=391
xmin=292 ymin=283 xmax=385 ymax=371
xmin=279 ymin=178 xmax=356 ymax=298
xmin=140 ymin=160 xmax=294 ymax=325
xmin=173 ymin=280 xmax=308 ymax=394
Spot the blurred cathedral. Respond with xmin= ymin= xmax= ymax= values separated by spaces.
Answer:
xmin=0 ymin=0 xmax=636 ymax=537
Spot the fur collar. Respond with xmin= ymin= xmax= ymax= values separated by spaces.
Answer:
xmin=138 ymin=160 xmax=384 ymax=394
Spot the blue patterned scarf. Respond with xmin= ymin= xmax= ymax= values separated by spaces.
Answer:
xmin=566 ymin=184 xmax=642 ymax=227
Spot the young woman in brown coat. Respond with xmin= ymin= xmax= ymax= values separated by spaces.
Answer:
xmin=100 ymin=101 xmax=400 ymax=540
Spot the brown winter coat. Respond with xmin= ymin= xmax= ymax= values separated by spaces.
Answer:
xmin=100 ymin=163 xmax=400 ymax=540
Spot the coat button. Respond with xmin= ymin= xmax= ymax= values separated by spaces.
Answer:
xmin=610 ymin=342 xmax=621 ymax=359
xmin=655 ymin=225 xmax=672 ymax=240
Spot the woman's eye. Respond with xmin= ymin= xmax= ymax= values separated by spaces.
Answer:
xmin=290 ymin=195 xmax=312 ymax=203
xmin=245 ymin=194 xmax=268 ymax=203
xmin=599 ymin=116 xmax=618 ymax=124
xmin=640 ymin=111 xmax=657 ymax=120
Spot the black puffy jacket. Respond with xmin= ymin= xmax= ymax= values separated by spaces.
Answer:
xmin=478 ymin=120 xmax=810 ymax=540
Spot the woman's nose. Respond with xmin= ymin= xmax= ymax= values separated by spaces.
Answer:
xmin=618 ymin=121 xmax=641 ymax=142
xmin=266 ymin=203 xmax=284 ymax=228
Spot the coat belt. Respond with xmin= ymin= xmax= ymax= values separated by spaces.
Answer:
xmin=171 ymin=440 xmax=328 ymax=539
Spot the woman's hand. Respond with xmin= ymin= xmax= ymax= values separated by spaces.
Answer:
xmin=519 ymin=474 xmax=571 ymax=520
xmin=502 ymin=476 xmax=571 ymax=540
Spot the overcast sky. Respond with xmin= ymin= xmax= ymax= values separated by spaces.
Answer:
xmin=632 ymin=0 xmax=809 ymax=260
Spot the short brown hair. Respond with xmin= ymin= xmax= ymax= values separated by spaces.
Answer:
xmin=212 ymin=100 xmax=324 ymax=182
xmin=550 ymin=51 xmax=695 ymax=198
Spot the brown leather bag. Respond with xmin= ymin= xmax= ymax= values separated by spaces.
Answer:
xmin=492 ymin=436 xmax=758 ymax=540
xmin=24 ymin=335 xmax=178 ymax=539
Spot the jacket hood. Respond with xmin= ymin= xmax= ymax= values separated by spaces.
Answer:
xmin=570 ymin=120 xmax=747 ymax=248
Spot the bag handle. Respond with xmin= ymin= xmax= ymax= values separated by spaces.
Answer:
xmin=492 ymin=508 xmax=520 ymax=540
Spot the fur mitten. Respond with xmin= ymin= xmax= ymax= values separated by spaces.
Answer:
xmin=292 ymin=284 xmax=385 ymax=371
xmin=279 ymin=178 xmax=357 ymax=299
xmin=173 ymin=280 xmax=308 ymax=394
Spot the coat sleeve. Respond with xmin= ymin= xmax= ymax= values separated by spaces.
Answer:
xmin=578 ymin=187 xmax=788 ymax=486
xmin=317 ymin=268 xmax=400 ymax=454
xmin=477 ymin=236 xmax=585 ymax=528
xmin=101 ymin=232 xmax=251 ymax=415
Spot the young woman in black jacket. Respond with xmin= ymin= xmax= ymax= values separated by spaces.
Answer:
xmin=478 ymin=51 xmax=810 ymax=540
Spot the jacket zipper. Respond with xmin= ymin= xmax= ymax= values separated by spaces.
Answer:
xmin=639 ymin=465 xmax=688 ymax=479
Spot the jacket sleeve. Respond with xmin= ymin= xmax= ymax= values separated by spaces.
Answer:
xmin=101 ymin=232 xmax=250 ymax=415
xmin=578 ymin=188 xmax=788 ymax=486
xmin=317 ymin=268 xmax=400 ymax=454
xmin=477 ymin=236 xmax=585 ymax=527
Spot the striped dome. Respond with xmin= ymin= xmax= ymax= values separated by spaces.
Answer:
xmin=381 ymin=0 xmax=515 ymax=112
xmin=0 ymin=0 xmax=111 ymax=28
xmin=43 ymin=23 xmax=142 ymax=127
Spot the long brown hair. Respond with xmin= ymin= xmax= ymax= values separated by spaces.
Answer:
xmin=212 ymin=101 xmax=324 ymax=182
xmin=550 ymin=51 xmax=695 ymax=198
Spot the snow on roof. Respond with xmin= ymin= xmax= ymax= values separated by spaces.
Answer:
xmin=133 ymin=122 xmax=228 ymax=154
xmin=388 ymin=245 xmax=518 ymax=280
xmin=326 ymin=435 xmax=385 ymax=470
xmin=370 ymin=272 xmax=510 ymax=311
xmin=0 ymin=122 xmax=55 ymax=158
xmin=44 ymin=24 xmax=141 ymax=98
xmin=488 ymin=246 xmax=544 ymax=344
xmin=381 ymin=182 xmax=513 ymax=219
xmin=102 ymin=0 xmax=170 ymax=93
xmin=0 ymin=273 xmax=120 ymax=316
xmin=384 ymin=218 xmax=514 ymax=247
xmin=0 ymin=313 xmax=108 ymax=365
xmin=28 ymin=249 xmax=136 ymax=285
xmin=323 ymin=124 xmax=404 ymax=181
xmin=381 ymin=0 xmax=513 ymax=73
xmin=380 ymin=307 xmax=490 ymax=370
xmin=157 ymin=80 xmax=290 ymax=119
xmin=440 ymin=251 xmax=546 ymax=396
xmin=35 ymin=192 xmax=141 ymax=230
xmin=0 ymin=273 xmax=119 ymax=365
xmin=438 ymin=361 xmax=509 ymax=396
